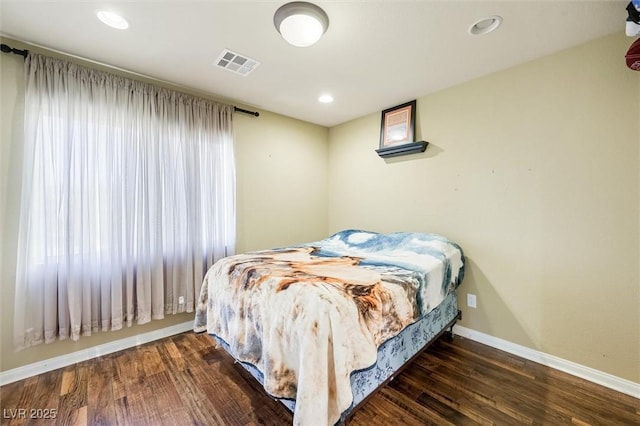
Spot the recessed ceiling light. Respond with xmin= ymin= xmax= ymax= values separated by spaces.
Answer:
xmin=318 ymin=94 xmax=334 ymax=103
xmin=468 ymin=15 xmax=502 ymax=36
xmin=96 ymin=10 xmax=129 ymax=30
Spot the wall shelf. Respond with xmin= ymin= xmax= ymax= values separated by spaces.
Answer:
xmin=375 ymin=141 xmax=428 ymax=158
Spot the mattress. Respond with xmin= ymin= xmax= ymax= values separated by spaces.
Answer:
xmin=194 ymin=229 xmax=465 ymax=425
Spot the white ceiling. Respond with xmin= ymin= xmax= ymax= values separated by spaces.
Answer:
xmin=0 ymin=1 xmax=627 ymax=127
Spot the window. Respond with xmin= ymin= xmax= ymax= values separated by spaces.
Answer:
xmin=14 ymin=53 xmax=236 ymax=349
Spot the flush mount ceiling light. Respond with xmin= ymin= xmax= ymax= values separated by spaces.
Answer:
xmin=468 ymin=15 xmax=502 ymax=36
xmin=274 ymin=2 xmax=329 ymax=47
xmin=96 ymin=10 xmax=129 ymax=30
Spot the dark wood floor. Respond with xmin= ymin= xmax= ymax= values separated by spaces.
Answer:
xmin=1 ymin=332 xmax=638 ymax=426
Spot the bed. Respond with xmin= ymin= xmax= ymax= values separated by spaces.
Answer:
xmin=194 ymin=229 xmax=465 ymax=425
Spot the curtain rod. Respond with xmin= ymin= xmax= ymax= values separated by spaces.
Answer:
xmin=0 ymin=43 xmax=28 ymax=58
xmin=1 ymin=42 xmax=259 ymax=117
xmin=233 ymin=106 xmax=260 ymax=117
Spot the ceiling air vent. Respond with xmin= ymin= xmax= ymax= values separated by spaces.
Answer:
xmin=215 ymin=49 xmax=260 ymax=76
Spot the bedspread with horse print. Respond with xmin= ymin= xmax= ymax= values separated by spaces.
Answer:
xmin=194 ymin=230 xmax=464 ymax=426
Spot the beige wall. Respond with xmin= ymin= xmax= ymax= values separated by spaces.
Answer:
xmin=0 ymin=39 xmax=328 ymax=372
xmin=235 ymin=111 xmax=328 ymax=253
xmin=328 ymin=33 xmax=640 ymax=382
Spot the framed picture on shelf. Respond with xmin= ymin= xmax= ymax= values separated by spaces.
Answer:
xmin=376 ymin=100 xmax=427 ymax=158
xmin=379 ymin=100 xmax=416 ymax=149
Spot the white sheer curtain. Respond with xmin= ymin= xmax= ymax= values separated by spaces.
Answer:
xmin=14 ymin=53 xmax=236 ymax=350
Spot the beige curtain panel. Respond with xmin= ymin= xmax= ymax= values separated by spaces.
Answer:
xmin=14 ymin=53 xmax=236 ymax=350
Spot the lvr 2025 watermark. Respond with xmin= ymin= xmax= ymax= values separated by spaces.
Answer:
xmin=3 ymin=408 xmax=58 ymax=419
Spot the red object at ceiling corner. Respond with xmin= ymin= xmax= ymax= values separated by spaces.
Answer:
xmin=626 ymin=37 xmax=640 ymax=70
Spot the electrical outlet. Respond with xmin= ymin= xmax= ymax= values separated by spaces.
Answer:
xmin=467 ymin=293 xmax=477 ymax=308
xmin=178 ymin=296 xmax=185 ymax=305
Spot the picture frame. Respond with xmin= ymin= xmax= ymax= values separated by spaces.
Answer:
xmin=379 ymin=100 xmax=416 ymax=149
xmin=376 ymin=99 xmax=427 ymax=158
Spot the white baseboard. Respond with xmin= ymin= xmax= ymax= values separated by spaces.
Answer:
xmin=0 ymin=321 xmax=193 ymax=386
xmin=453 ymin=325 xmax=640 ymax=399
